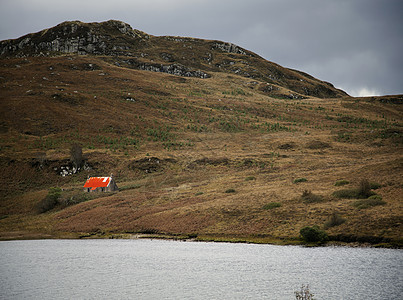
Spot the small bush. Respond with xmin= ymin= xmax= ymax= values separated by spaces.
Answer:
xmin=195 ymin=192 xmax=204 ymax=196
xmin=263 ymin=202 xmax=282 ymax=210
xmin=301 ymin=190 xmax=324 ymax=203
xmin=138 ymin=228 xmax=159 ymax=234
xmin=324 ymin=212 xmax=346 ymax=229
xmin=333 ymin=188 xmax=374 ymax=199
xmin=352 ymin=196 xmax=386 ymax=209
xmin=332 ymin=188 xmax=359 ymax=199
xmin=368 ymin=194 xmax=383 ymax=200
xmin=358 ymin=179 xmax=373 ymax=198
xmin=295 ymin=284 xmax=315 ymax=300
xmin=300 ymin=225 xmax=328 ymax=243
xmin=335 ymin=180 xmax=349 ymax=186
xmin=245 ymin=176 xmax=256 ymax=181
xmin=187 ymin=233 xmax=198 ymax=239
xmin=370 ymin=182 xmax=382 ymax=190
xmin=333 ymin=179 xmax=377 ymax=199
xmin=37 ymin=187 xmax=62 ymax=213
xmin=293 ymin=178 xmax=307 ymax=184
xmin=225 ymin=188 xmax=236 ymax=193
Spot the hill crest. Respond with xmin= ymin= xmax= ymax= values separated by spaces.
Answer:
xmin=0 ymin=20 xmax=348 ymax=99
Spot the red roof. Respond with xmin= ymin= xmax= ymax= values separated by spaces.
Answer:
xmin=84 ymin=177 xmax=112 ymax=190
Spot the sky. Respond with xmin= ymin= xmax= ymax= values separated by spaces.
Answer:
xmin=0 ymin=0 xmax=402 ymax=97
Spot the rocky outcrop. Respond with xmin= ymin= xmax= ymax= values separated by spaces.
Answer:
xmin=0 ymin=20 xmax=148 ymax=57
xmin=107 ymin=57 xmax=211 ymax=78
xmin=138 ymin=62 xmax=210 ymax=78
xmin=212 ymin=42 xmax=249 ymax=56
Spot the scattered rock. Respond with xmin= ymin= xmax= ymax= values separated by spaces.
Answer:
xmin=58 ymin=162 xmax=90 ymax=177
xmin=161 ymin=52 xmax=175 ymax=62
xmin=138 ymin=62 xmax=210 ymax=79
xmin=30 ymin=158 xmax=90 ymax=176
xmin=259 ymin=83 xmax=278 ymax=93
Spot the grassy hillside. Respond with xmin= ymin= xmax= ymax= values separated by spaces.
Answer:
xmin=0 ymin=20 xmax=347 ymax=99
xmin=0 ymin=22 xmax=402 ymax=246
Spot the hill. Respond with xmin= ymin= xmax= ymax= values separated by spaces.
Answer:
xmin=0 ymin=20 xmax=402 ymax=246
xmin=1 ymin=20 xmax=347 ymax=99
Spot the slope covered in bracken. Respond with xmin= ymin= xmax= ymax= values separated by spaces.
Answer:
xmin=0 ymin=21 xmax=401 ymax=245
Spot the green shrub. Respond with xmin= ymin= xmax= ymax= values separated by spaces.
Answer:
xmin=332 ymin=188 xmax=359 ymax=199
xmin=300 ymin=225 xmax=328 ymax=243
xmin=368 ymin=194 xmax=383 ymax=200
xmin=333 ymin=179 xmax=377 ymax=199
xmin=225 ymin=188 xmax=236 ymax=193
xmin=138 ymin=228 xmax=159 ymax=234
xmin=48 ymin=187 xmax=62 ymax=197
xmin=370 ymin=182 xmax=382 ymax=190
xmin=37 ymin=187 xmax=62 ymax=213
xmin=263 ymin=202 xmax=282 ymax=210
xmin=187 ymin=233 xmax=198 ymax=239
xmin=335 ymin=180 xmax=349 ymax=186
xmin=61 ymin=191 xmax=90 ymax=206
xmin=352 ymin=196 xmax=386 ymax=209
xmin=293 ymin=178 xmax=307 ymax=184
xmin=245 ymin=176 xmax=256 ymax=181
xmin=324 ymin=212 xmax=346 ymax=229
xmin=301 ymin=190 xmax=324 ymax=203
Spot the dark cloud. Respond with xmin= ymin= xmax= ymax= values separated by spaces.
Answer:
xmin=1 ymin=0 xmax=402 ymax=96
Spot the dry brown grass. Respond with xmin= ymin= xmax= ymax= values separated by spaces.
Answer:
xmin=0 ymin=55 xmax=402 ymax=245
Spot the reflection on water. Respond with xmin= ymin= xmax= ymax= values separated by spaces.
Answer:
xmin=0 ymin=239 xmax=402 ymax=299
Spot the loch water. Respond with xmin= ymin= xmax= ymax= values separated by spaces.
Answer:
xmin=0 ymin=239 xmax=402 ymax=299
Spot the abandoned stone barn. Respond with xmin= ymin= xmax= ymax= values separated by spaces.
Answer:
xmin=83 ymin=175 xmax=118 ymax=192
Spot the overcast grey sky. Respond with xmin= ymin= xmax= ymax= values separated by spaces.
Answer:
xmin=0 ymin=0 xmax=402 ymax=96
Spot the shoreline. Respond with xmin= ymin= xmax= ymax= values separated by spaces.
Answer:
xmin=0 ymin=231 xmax=401 ymax=249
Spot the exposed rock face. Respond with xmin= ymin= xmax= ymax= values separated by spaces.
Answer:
xmin=106 ymin=57 xmax=211 ymax=78
xmin=212 ymin=42 xmax=249 ymax=55
xmin=0 ymin=20 xmax=147 ymax=56
xmin=0 ymin=20 xmax=349 ymax=97
xmin=138 ymin=62 xmax=210 ymax=78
